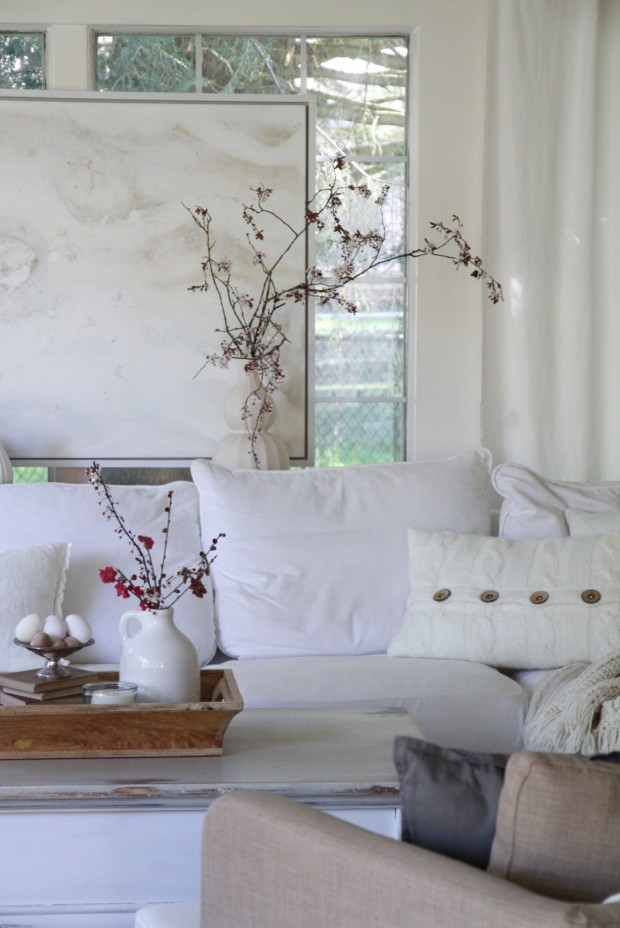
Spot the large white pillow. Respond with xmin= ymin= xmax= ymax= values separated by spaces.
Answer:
xmin=493 ymin=463 xmax=620 ymax=540
xmin=566 ymin=508 xmax=620 ymax=536
xmin=191 ymin=450 xmax=492 ymax=659
xmin=388 ymin=527 xmax=620 ymax=669
xmin=0 ymin=482 xmax=214 ymax=664
xmin=0 ymin=542 xmax=70 ymax=672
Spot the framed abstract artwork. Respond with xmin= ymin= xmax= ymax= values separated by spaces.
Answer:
xmin=0 ymin=92 xmax=312 ymax=465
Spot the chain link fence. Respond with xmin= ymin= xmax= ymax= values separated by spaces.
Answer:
xmin=12 ymin=467 xmax=48 ymax=483
xmin=315 ymin=401 xmax=404 ymax=467
xmin=315 ymin=316 xmax=405 ymax=466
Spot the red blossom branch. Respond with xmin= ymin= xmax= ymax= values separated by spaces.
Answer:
xmin=87 ymin=463 xmax=223 ymax=611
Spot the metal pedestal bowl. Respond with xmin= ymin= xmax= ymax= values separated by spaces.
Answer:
xmin=13 ymin=638 xmax=95 ymax=679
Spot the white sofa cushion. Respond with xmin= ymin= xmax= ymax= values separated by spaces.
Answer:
xmin=191 ymin=450 xmax=493 ymax=659
xmin=493 ymin=463 xmax=620 ymax=540
xmin=388 ymin=527 xmax=620 ymax=670
xmin=210 ymin=655 xmax=526 ymax=753
xmin=0 ymin=541 xmax=71 ymax=672
xmin=0 ymin=482 xmax=215 ymax=664
xmin=135 ymin=902 xmax=199 ymax=928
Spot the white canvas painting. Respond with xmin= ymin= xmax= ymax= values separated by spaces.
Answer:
xmin=0 ymin=94 xmax=310 ymax=464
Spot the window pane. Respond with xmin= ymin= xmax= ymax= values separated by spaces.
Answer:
xmin=0 ymin=33 xmax=45 ymax=89
xmin=316 ymin=282 xmax=405 ymax=399
xmin=308 ymin=36 xmax=407 ymax=158
xmin=96 ymin=35 xmax=195 ymax=92
xmin=12 ymin=467 xmax=48 ymax=483
xmin=201 ymin=36 xmax=300 ymax=93
xmin=315 ymin=400 xmax=404 ymax=466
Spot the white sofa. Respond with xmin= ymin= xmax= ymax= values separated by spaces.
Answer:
xmin=3 ymin=450 xmax=620 ymax=756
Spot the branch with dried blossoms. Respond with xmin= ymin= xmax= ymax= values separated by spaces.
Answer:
xmin=187 ymin=156 xmax=503 ymax=465
xmin=86 ymin=463 xmax=224 ymax=612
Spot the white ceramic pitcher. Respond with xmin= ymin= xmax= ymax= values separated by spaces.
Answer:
xmin=119 ymin=607 xmax=200 ymax=704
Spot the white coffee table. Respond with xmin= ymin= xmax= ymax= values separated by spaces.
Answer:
xmin=0 ymin=707 xmax=422 ymax=928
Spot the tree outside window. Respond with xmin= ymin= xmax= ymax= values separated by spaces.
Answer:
xmin=0 ymin=33 xmax=45 ymax=89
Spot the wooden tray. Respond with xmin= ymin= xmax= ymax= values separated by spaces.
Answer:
xmin=0 ymin=669 xmax=243 ymax=759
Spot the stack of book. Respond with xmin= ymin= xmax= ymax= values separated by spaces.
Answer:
xmin=0 ymin=668 xmax=98 ymax=706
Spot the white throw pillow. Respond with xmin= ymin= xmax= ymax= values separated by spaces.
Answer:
xmin=191 ymin=450 xmax=492 ymax=659
xmin=0 ymin=482 xmax=214 ymax=664
xmin=566 ymin=508 xmax=620 ymax=536
xmin=0 ymin=542 xmax=70 ymax=672
xmin=388 ymin=528 xmax=620 ymax=669
xmin=492 ymin=463 xmax=620 ymax=540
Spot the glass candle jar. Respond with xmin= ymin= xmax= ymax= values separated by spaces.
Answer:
xmin=82 ymin=681 xmax=138 ymax=705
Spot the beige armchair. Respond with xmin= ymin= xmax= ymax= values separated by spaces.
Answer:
xmin=136 ymin=751 xmax=620 ymax=928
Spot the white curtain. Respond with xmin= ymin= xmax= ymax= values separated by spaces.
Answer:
xmin=482 ymin=0 xmax=620 ymax=481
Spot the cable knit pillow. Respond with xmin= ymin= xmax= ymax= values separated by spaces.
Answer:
xmin=388 ymin=528 xmax=620 ymax=669
xmin=0 ymin=542 xmax=70 ymax=672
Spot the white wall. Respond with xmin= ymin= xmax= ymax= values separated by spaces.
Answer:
xmin=1 ymin=0 xmax=490 ymax=462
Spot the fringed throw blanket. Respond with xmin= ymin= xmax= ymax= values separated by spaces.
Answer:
xmin=523 ymin=652 xmax=620 ymax=755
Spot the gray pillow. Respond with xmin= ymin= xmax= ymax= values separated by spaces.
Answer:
xmin=393 ymin=736 xmax=508 ymax=869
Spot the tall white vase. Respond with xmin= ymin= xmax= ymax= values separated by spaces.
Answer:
xmin=119 ymin=607 xmax=200 ymax=704
xmin=213 ymin=364 xmax=289 ymax=470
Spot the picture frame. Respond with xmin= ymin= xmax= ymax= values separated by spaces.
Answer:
xmin=0 ymin=91 xmax=312 ymax=465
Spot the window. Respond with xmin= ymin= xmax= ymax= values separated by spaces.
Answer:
xmin=96 ymin=33 xmax=410 ymax=466
xmin=0 ymin=33 xmax=45 ymax=89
